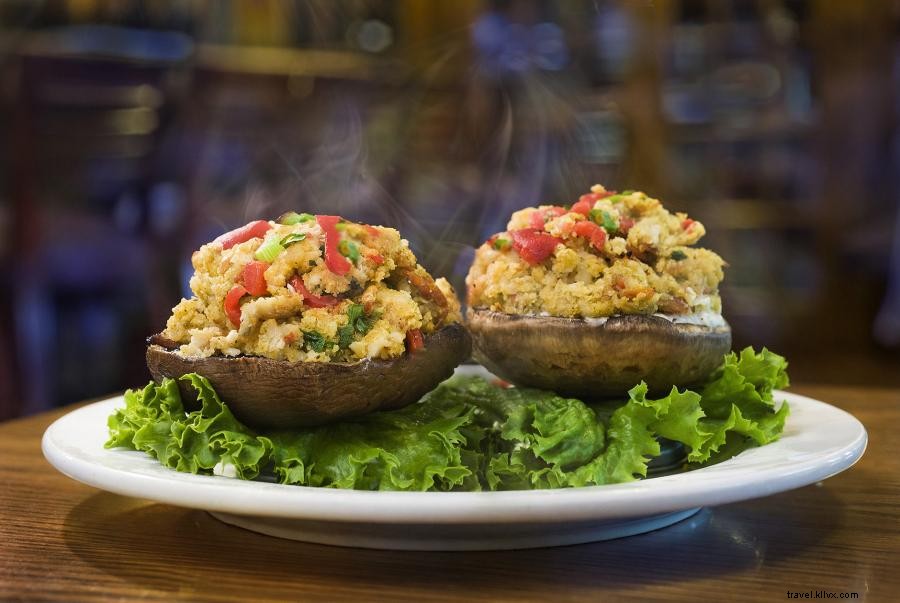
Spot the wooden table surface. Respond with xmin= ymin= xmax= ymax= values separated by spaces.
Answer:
xmin=1 ymin=384 xmax=897 ymax=602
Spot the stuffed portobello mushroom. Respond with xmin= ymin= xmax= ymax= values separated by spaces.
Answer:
xmin=148 ymin=213 xmax=470 ymax=428
xmin=465 ymin=185 xmax=730 ymax=397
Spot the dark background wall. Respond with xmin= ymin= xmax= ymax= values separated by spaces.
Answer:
xmin=1 ymin=0 xmax=898 ymax=420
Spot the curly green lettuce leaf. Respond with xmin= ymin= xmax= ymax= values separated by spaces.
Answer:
xmin=106 ymin=375 xmax=271 ymax=479
xmin=699 ymin=347 xmax=790 ymax=420
xmin=267 ymin=397 xmax=475 ymax=491
xmin=106 ymin=347 xmax=791 ymax=491
xmin=107 ymin=373 xmax=476 ymax=491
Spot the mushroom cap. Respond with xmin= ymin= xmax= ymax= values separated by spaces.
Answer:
xmin=467 ymin=308 xmax=731 ymax=398
xmin=146 ymin=323 xmax=472 ymax=429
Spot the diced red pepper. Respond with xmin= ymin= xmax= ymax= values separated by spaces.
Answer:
xmin=284 ymin=332 xmax=299 ymax=345
xmin=316 ymin=215 xmax=352 ymax=276
xmin=367 ymin=252 xmax=385 ymax=265
xmin=619 ymin=217 xmax=635 ymax=234
xmin=575 ymin=190 xmax=614 ymax=210
xmin=681 ymin=218 xmax=695 ymax=230
xmin=364 ymin=225 xmax=381 ymax=237
xmin=571 ymin=199 xmax=593 ymax=216
xmin=406 ymin=328 xmax=425 ymax=353
xmin=573 ymin=221 xmax=608 ymax=252
xmin=224 ymin=285 xmax=249 ymax=327
xmin=289 ymin=276 xmax=340 ymax=308
xmin=573 ymin=194 xmax=613 ymax=215
xmin=509 ymin=229 xmax=563 ymax=265
xmin=214 ymin=220 xmax=272 ymax=250
xmin=530 ymin=206 xmax=567 ymax=229
xmin=240 ymin=261 xmax=270 ymax=297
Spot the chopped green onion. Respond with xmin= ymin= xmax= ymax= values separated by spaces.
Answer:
xmin=670 ymin=250 xmax=687 ymax=261
xmin=255 ymin=237 xmax=285 ymax=262
xmin=338 ymin=239 xmax=360 ymax=263
xmin=606 ymin=195 xmax=626 ymax=204
xmin=278 ymin=212 xmax=314 ymax=225
xmin=280 ymin=233 xmax=307 ymax=247
xmin=590 ymin=210 xmax=619 ymax=233
xmin=621 ymin=190 xmax=635 ymax=195
xmin=335 ymin=223 xmax=348 ymax=231
xmin=602 ymin=211 xmax=618 ymax=233
xmin=492 ymin=237 xmax=511 ymax=251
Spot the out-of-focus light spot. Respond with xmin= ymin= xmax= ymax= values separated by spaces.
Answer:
xmin=114 ymin=192 xmax=142 ymax=233
xmin=53 ymin=25 xmax=193 ymax=63
xmin=149 ymin=182 xmax=186 ymax=237
xmin=472 ymin=14 xmax=570 ymax=77
xmin=107 ymin=107 xmax=158 ymax=135
xmin=134 ymin=84 xmax=164 ymax=108
xmin=532 ymin=23 xmax=568 ymax=71
xmin=357 ymin=19 xmax=393 ymax=53
xmin=766 ymin=6 xmax=797 ymax=44
xmin=594 ymin=6 xmax=636 ymax=78
xmin=662 ymin=84 xmax=712 ymax=124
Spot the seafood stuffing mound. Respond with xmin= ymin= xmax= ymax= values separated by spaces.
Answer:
xmin=163 ymin=214 xmax=463 ymax=363
xmin=467 ymin=185 xmax=725 ymax=320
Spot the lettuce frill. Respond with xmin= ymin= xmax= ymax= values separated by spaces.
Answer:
xmin=106 ymin=347 xmax=790 ymax=491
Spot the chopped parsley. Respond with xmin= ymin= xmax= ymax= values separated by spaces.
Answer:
xmin=670 ymin=250 xmax=688 ymax=261
xmin=492 ymin=237 xmax=511 ymax=251
xmin=303 ymin=330 xmax=330 ymax=353
xmin=337 ymin=303 xmax=380 ymax=348
xmin=336 ymin=325 xmax=354 ymax=349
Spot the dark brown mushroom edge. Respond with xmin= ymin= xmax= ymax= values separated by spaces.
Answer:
xmin=146 ymin=323 xmax=471 ymax=430
xmin=467 ymin=308 xmax=730 ymax=399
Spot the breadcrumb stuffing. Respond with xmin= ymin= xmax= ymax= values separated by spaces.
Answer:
xmin=164 ymin=218 xmax=462 ymax=362
xmin=466 ymin=185 xmax=725 ymax=317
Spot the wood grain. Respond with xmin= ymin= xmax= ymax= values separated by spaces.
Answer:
xmin=1 ymin=385 xmax=897 ymax=602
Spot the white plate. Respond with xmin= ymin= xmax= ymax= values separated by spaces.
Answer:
xmin=42 ymin=368 xmax=867 ymax=551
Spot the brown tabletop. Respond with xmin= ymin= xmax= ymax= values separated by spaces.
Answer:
xmin=1 ymin=384 xmax=897 ymax=602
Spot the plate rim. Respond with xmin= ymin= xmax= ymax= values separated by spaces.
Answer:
xmin=42 ymin=388 xmax=868 ymax=525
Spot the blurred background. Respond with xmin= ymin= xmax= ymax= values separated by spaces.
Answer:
xmin=1 ymin=0 xmax=898 ymax=420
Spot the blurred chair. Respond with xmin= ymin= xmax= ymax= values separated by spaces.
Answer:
xmin=9 ymin=26 xmax=191 ymax=414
